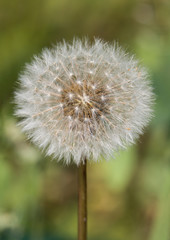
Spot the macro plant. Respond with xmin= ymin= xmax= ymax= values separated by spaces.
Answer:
xmin=15 ymin=38 xmax=154 ymax=240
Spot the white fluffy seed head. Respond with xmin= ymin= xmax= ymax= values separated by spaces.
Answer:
xmin=14 ymin=38 xmax=154 ymax=165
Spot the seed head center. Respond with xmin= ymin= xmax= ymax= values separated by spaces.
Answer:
xmin=60 ymin=80 xmax=109 ymax=122
xmin=78 ymin=93 xmax=90 ymax=106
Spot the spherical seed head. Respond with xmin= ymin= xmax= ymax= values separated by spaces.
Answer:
xmin=15 ymin=38 xmax=154 ymax=165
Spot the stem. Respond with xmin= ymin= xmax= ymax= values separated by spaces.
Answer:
xmin=78 ymin=158 xmax=87 ymax=240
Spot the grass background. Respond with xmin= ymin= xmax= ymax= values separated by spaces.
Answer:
xmin=0 ymin=0 xmax=170 ymax=239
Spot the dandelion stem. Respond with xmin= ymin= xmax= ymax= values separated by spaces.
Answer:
xmin=78 ymin=158 xmax=87 ymax=240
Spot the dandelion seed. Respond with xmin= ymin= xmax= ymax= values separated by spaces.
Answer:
xmin=76 ymin=80 xmax=82 ymax=85
xmin=14 ymin=38 xmax=154 ymax=165
xmin=101 ymin=95 xmax=105 ymax=101
xmin=84 ymin=118 xmax=89 ymax=122
xmin=89 ymin=70 xmax=93 ymax=75
xmin=57 ymin=88 xmax=62 ymax=93
xmin=69 ymin=93 xmax=74 ymax=99
xmin=69 ymin=72 xmax=74 ymax=77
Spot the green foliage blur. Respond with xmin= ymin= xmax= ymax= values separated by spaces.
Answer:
xmin=0 ymin=0 xmax=170 ymax=239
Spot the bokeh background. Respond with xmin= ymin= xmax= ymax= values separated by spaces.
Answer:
xmin=0 ymin=0 xmax=170 ymax=239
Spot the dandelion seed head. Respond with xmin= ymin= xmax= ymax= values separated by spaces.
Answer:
xmin=15 ymin=38 xmax=154 ymax=165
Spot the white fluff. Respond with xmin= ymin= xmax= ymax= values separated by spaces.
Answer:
xmin=15 ymin=38 xmax=154 ymax=165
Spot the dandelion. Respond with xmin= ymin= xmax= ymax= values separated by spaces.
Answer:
xmin=14 ymin=38 xmax=154 ymax=240
xmin=15 ymin=38 xmax=153 ymax=165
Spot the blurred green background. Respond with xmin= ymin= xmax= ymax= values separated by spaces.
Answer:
xmin=0 ymin=0 xmax=170 ymax=239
